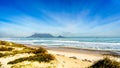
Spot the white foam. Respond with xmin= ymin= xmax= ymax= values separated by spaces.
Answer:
xmin=1 ymin=38 xmax=120 ymax=51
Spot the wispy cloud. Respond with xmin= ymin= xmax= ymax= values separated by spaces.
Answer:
xmin=0 ymin=0 xmax=120 ymax=37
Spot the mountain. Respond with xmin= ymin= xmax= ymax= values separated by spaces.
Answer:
xmin=28 ymin=33 xmax=55 ymax=38
xmin=57 ymin=35 xmax=64 ymax=38
xmin=28 ymin=33 xmax=64 ymax=38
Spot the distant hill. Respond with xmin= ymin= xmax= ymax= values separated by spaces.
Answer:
xmin=28 ymin=33 xmax=54 ymax=38
xmin=57 ymin=35 xmax=64 ymax=38
xmin=28 ymin=33 xmax=64 ymax=38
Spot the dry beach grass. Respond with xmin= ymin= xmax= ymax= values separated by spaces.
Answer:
xmin=0 ymin=40 xmax=120 ymax=68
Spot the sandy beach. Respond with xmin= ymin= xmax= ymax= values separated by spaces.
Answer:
xmin=30 ymin=45 xmax=119 ymax=60
xmin=25 ymin=45 xmax=120 ymax=68
xmin=47 ymin=47 xmax=120 ymax=68
xmin=0 ymin=41 xmax=120 ymax=68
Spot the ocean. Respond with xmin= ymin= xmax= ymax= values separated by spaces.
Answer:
xmin=0 ymin=37 xmax=120 ymax=52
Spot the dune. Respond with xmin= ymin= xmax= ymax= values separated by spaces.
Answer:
xmin=0 ymin=41 xmax=120 ymax=68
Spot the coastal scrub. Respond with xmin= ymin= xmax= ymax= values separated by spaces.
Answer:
xmin=89 ymin=57 xmax=120 ymax=68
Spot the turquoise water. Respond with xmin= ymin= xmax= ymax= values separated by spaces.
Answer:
xmin=1 ymin=37 xmax=120 ymax=52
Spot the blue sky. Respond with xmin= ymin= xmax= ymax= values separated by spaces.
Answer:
xmin=0 ymin=0 xmax=120 ymax=37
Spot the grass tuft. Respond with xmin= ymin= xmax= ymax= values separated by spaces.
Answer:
xmin=0 ymin=40 xmax=25 ymax=47
xmin=0 ymin=47 xmax=13 ymax=51
xmin=31 ymin=47 xmax=48 ymax=54
xmin=0 ymin=62 xmax=1 ymax=67
xmin=0 ymin=40 xmax=55 ymax=65
xmin=89 ymin=57 xmax=120 ymax=68
xmin=0 ymin=53 xmax=5 ymax=57
xmin=8 ymin=54 xmax=55 ymax=64
xmin=0 ymin=41 xmax=7 ymax=45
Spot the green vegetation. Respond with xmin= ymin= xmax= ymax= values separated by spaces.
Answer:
xmin=0 ymin=53 xmax=15 ymax=57
xmin=8 ymin=54 xmax=55 ymax=64
xmin=0 ymin=53 xmax=6 ymax=57
xmin=11 ymin=43 xmax=26 ymax=47
xmin=0 ymin=46 xmax=48 ymax=57
xmin=11 ymin=64 xmax=33 ymax=68
xmin=0 ymin=40 xmax=55 ymax=65
xmin=12 ymin=47 xmax=48 ymax=54
xmin=31 ymin=47 xmax=48 ymax=54
xmin=0 ymin=47 xmax=13 ymax=51
xmin=0 ymin=41 xmax=7 ymax=45
xmin=12 ymin=47 xmax=33 ymax=54
xmin=47 ymin=66 xmax=52 ymax=68
xmin=0 ymin=40 xmax=25 ymax=47
xmin=89 ymin=57 xmax=120 ymax=68
xmin=0 ymin=62 xmax=1 ymax=67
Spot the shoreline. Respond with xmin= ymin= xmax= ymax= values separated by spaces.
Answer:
xmin=25 ymin=44 xmax=120 ymax=62
xmin=26 ymin=44 xmax=119 ymax=56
